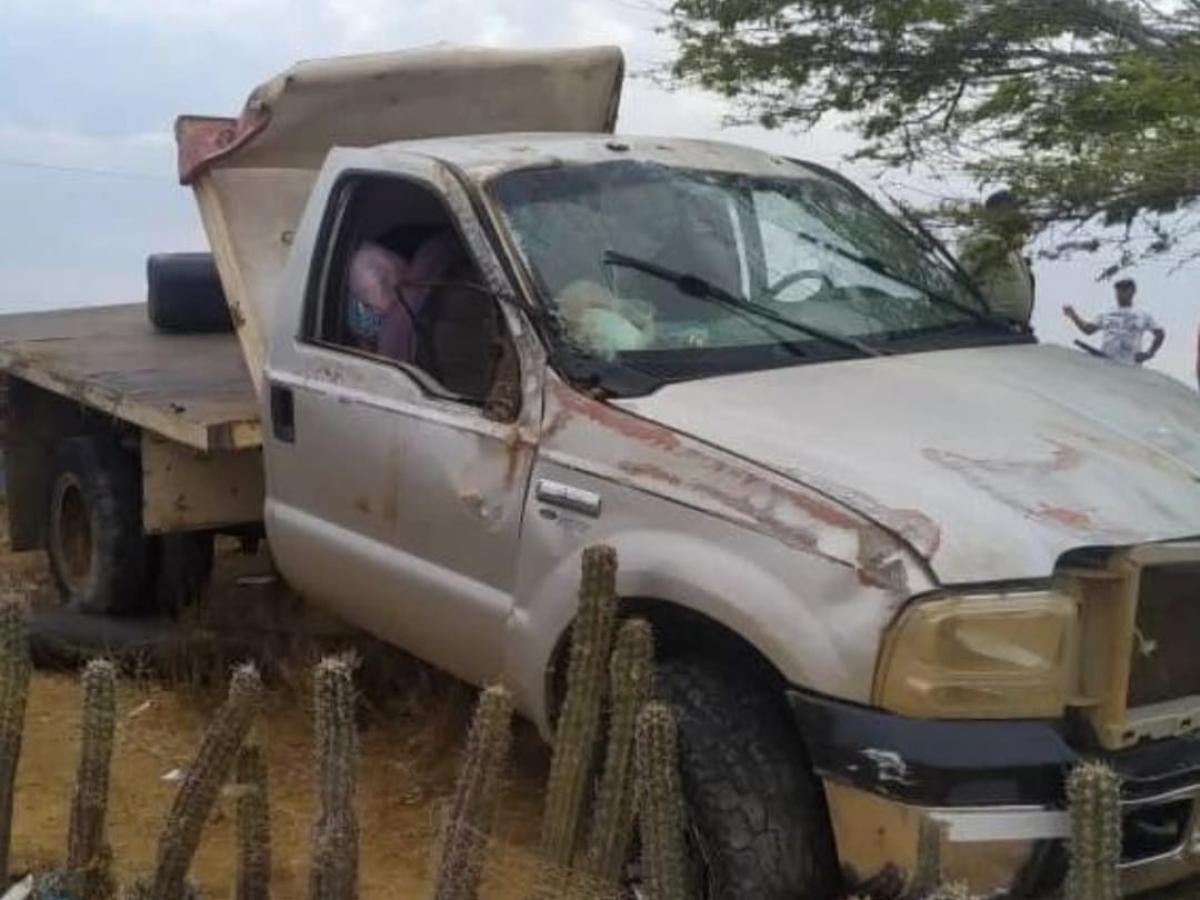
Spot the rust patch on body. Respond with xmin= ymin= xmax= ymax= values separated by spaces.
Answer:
xmin=548 ymin=382 xmax=679 ymax=451
xmin=501 ymin=426 xmax=538 ymax=489
xmin=874 ymin=508 xmax=941 ymax=559
xmin=176 ymin=110 xmax=271 ymax=185
xmin=809 ymin=481 xmax=943 ymax=560
xmin=618 ymin=461 xmax=684 ymax=486
xmin=1035 ymin=505 xmax=1093 ymax=529
xmin=923 ymin=441 xmax=1083 ymax=477
xmin=924 ymin=441 xmax=1108 ymax=535
xmin=618 ymin=459 xmax=911 ymax=595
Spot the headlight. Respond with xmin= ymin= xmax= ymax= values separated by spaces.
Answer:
xmin=873 ymin=590 xmax=1077 ymax=719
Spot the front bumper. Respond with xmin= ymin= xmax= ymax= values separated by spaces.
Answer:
xmin=790 ymin=692 xmax=1200 ymax=896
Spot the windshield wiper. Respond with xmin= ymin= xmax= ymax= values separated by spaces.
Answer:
xmin=792 ymin=230 xmax=1011 ymax=330
xmin=603 ymin=250 xmax=883 ymax=359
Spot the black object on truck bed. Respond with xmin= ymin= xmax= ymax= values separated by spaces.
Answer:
xmin=146 ymin=253 xmax=234 ymax=335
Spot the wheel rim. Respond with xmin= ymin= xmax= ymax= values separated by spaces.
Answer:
xmin=52 ymin=476 xmax=95 ymax=596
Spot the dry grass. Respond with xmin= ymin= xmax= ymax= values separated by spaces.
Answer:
xmin=9 ymin=671 xmax=554 ymax=899
xmin=0 ymin=504 xmax=552 ymax=898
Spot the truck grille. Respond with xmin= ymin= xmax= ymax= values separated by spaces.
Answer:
xmin=1129 ymin=563 xmax=1200 ymax=709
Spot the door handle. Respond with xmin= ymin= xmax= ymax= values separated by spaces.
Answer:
xmin=270 ymin=383 xmax=295 ymax=443
xmin=536 ymin=479 xmax=602 ymax=518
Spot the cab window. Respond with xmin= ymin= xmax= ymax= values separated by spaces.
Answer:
xmin=307 ymin=175 xmax=517 ymax=414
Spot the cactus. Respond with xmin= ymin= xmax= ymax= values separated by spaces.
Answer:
xmin=149 ymin=663 xmax=263 ymax=900
xmin=536 ymin=545 xmax=620 ymax=881
xmin=1065 ymin=761 xmax=1122 ymax=900
xmin=634 ymin=702 xmax=688 ymax=900
xmin=910 ymin=816 xmax=943 ymax=898
xmin=0 ymin=596 xmax=30 ymax=887
xmin=583 ymin=618 xmax=654 ymax=889
xmin=235 ymin=726 xmax=271 ymax=900
xmin=308 ymin=655 xmax=359 ymax=900
xmin=430 ymin=685 xmax=513 ymax=900
xmin=66 ymin=659 xmax=118 ymax=900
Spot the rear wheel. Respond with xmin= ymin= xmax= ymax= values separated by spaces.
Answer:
xmin=46 ymin=437 xmax=149 ymax=615
xmin=654 ymin=657 xmax=840 ymax=900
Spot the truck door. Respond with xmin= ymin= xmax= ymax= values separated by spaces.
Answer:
xmin=261 ymin=159 xmax=542 ymax=687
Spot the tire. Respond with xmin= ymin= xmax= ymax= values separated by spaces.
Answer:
xmin=654 ymin=657 xmax=840 ymax=900
xmin=146 ymin=252 xmax=233 ymax=334
xmin=46 ymin=437 xmax=150 ymax=615
xmin=146 ymin=531 xmax=215 ymax=615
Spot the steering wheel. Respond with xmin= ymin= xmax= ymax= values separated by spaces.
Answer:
xmin=764 ymin=269 xmax=833 ymax=301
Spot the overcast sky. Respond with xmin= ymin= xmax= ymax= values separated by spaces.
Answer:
xmin=1 ymin=0 xmax=1196 ymax=385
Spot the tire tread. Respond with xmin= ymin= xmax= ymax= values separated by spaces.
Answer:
xmin=655 ymin=658 xmax=839 ymax=900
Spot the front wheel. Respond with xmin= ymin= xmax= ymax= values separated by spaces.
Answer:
xmin=654 ymin=658 xmax=840 ymax=900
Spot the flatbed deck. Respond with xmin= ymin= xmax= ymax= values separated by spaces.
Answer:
xmin=0 ymin=304 xmax=260 ymax=452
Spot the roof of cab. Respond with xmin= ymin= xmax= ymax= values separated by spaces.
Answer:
xmin=345 ymin=132 xmax=828 ymax=184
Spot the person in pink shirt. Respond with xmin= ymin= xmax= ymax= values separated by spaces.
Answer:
xmin=345 ymin=230 xmax=464 ymax=360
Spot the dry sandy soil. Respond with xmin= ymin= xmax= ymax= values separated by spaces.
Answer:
xmin=0 ymin=503 xmax=551 ymax=899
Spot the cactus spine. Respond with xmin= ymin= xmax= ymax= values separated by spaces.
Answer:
xmin=1065 ymin=761 xmax=1122 ymax=900
xmin=536 ymin=545 xmax=620 ymax=881
xmin=584 ymin=618 xmax=654 ymax=889
xmin=430 ymin=685 xmax=514 ymax=900
xmin=634 ymin=702 xmax=688 ymax=900
xmin=308 ymin=655 xmax=359 ymax=900
xmin=67 ymin=659 xmax=118 ymax=900
xmin=910 ymin=816 xmax=943 ymax=898
xmin=0 ymin=596 xmax=30 ymax=887
xmin=149 ymin=663 xmax=263 ymax=900
xmin=235 ymin=726 xmax=271 ymax=900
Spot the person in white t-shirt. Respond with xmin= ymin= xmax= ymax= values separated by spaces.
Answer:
xmin=1063 ymin=278 xmax=1165 ymax=366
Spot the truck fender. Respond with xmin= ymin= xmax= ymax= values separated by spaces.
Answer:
xmin=503 ymin=526 xmax=867 ymax=736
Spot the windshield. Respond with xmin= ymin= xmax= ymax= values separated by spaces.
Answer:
xmin=491 ymin=158 xmax=1018 ymax=393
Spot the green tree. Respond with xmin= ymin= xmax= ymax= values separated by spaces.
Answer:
xmin=667 ymin=0 xmax=1200 ymax=264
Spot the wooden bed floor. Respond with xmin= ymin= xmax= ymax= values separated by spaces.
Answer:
xmin=0 ymin=304 xmax=259 ymax=451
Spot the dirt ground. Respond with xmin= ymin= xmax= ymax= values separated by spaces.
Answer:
xmin=0 ymin=503 xmax=552 ymax=899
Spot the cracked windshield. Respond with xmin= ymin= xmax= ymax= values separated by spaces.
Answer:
xmin=493 ymin=158 xmax=1004 ymax=385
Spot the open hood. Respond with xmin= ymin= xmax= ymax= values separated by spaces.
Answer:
xmin=616 ymin=343 xmax=1200 ymax=583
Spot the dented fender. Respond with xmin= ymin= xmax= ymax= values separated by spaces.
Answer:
xmin=503 ymin=378 xmax=935 ymax=734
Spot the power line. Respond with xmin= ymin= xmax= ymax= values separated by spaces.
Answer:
xmin=0 ymin=156 xmax=170 ymax=182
